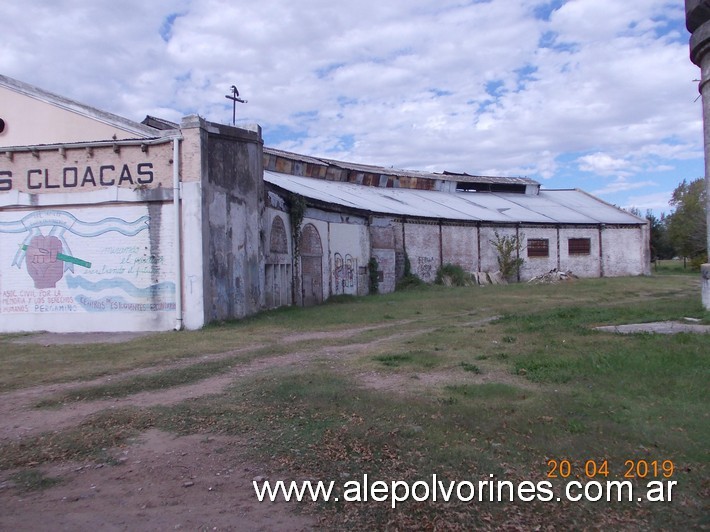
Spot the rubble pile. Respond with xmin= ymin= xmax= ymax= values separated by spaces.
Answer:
xmin=527 ymin=269 xmax=578 ymax=284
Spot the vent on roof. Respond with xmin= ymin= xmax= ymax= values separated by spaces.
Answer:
xmin=456 ymin=181 xmax=527 ymax=194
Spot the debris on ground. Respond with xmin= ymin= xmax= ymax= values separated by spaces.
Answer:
xmin=527 ymin=269 xmax=578 ymax=284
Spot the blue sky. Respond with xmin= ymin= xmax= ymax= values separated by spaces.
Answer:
xmin=2 ymin=0 xmax=703 ymax=215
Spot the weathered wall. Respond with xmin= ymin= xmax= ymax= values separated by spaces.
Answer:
xmin=0 ymin=141 xmax=174 ymax=194
xmin=520 ymin=226 xmax=560 ymax=279
xmin=601 ymin=225 xmax=651 ymax=277
xmin=331 ymin=221 xmax=369 ymax=296
xmin=200 ymin=120 xmax=264 ymax=322
xmin=388 ymin=221 xmax=647 ymax=283
xmin=558 ymin=226 xmax=601 ymax=278
xmin=0 ymin=195 xmax=177 ymax=333
xmin=369 ymin=222 xmax=396 ymax=294
xmin=441 ymin=223 xmax=478 ymax=273
xmin=401 ymin=221 xmax=442 ymax=283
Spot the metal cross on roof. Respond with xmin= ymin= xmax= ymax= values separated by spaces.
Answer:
xmin=225 ymin=85 xmax=247 ymax=126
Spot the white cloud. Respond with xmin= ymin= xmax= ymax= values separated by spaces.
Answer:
xmin=1 ymin=0 xmax=704 ymax=210
xmin=592 ymin=177 xmax=657 ymax=195
xmin=579 ymin=153 xmax=635 ymax=176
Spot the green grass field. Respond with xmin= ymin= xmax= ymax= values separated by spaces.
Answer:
xmin=0 ymin=273 xmax=708 ymax=529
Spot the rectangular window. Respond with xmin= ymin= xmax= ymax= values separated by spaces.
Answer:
xmin=527 ymin=238 xmax=549 ymax=258
xmin=568 ymin=238 xmax=591 ymax=255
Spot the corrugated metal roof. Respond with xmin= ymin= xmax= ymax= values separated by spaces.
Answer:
xmin=440 ymin=171 xmax=539 ymax=185
xmin=263 ymin=147 xmax=539 ymax=186
xmin=264 ymin=147 xmax=327 ymax=166
xmin=265 ymin=171 xmax=645 ymax=225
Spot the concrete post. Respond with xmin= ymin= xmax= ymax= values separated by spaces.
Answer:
xmin=685 ymin=0 xmax=710 ymax=310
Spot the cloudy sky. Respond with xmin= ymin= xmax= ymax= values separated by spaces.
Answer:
xmin=2 ymin=0 xmax=703 ymax=214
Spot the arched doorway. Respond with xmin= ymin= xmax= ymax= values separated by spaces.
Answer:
xmin=265 ymin=215 xmax=291 ymax=308
xmin=299 ymin=223 xmax=323 ymax=306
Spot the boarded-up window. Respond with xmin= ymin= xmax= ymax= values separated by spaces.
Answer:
xmin=527 ymin=239 xmax=549 ymax=258
xmin=568 ymin=238 xmax=591 ymax=255
xmin=270 ymin=216 xmax=288 ymax=254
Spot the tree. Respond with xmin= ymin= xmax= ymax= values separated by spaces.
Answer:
xmin=645 ymin=210 xmax=675 ymax=260
xmin=490 ymin=231 xmax=524 ymax=281
xmin=666 ymin=178 xmax=707 ymax=264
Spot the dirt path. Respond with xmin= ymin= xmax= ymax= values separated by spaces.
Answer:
xmin=1 ymin=316 xmax=502 ymax=442
xmin=0 ymin=315 xmax=501 ymax=531
xmin=0 ymin=429 xmax=316 ymax=531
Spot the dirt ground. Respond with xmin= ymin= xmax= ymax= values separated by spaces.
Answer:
xmin=3 ymin=317 xmax=700 ymax=530
xmin=0 ymin=429 xmax=315 ymax=531
xmin=0 ymin=321 xmax=499 ymax=532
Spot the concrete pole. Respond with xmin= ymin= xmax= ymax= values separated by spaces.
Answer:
xmin=685 ymin=0 xmax=710 ymax=310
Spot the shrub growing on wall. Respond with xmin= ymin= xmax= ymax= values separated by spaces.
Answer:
xmin=396 ymin=251 xmax=424 ymax=290
xmin=490 ymin=231 xmax=525 ymax=282
xmin=435 ymin=264 xmax=472 ymax=286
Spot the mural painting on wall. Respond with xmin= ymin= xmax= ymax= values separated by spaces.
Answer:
xmin=0 ymin=208 xmax=175 ymax=314
xmin=333 ymin=252 xmax=356 ymax=295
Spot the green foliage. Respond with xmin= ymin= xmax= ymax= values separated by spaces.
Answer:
xmin=646 ymin=210 xmax=675 ymax=260
xmin=373 ymin=350 xmax=440 ymax=368
xmin=403 ymin=252 xmax=412 ymax=277
xmin=490 ymin=231 xmax=524 ymax=281
xmin=435 ymin=263 xmax=471 ymax=286
xmin=288 ymin=193 xmax=307 ymax=258
xmin=459 ymin=362 xmax=482 ymax=373
xmin=396 ymin=251 xmax=424 ymax=290
xmin=666 ymin=178 xmax=707 ymax=264
xmin=368 ymin=257 xmax=380 ymax=294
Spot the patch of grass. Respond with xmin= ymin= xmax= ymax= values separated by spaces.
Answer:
xmin=372 ymin=350 xmax=440 ymax=368
xmin=9 ymin=469 xmax=62 ymax=492
xmin=445 ymin=382 xmax=525 ymax=400
xmin=459 ymin=362 xmax=482 ymax=374
xmin=0 ymin=407 xmax=154 ymax=469
xmin=652 ymin=259 xmax=699 ymax=276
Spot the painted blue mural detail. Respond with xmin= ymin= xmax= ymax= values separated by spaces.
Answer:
xmin=66 ymin=275 xmax=175 ymax=298
xmin=0 ymin=210 xmax=149 ymax=274
xmin=0 ymin=208 xmax=174 ymax=315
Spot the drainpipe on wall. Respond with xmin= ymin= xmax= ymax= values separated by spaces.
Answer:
xmin=172 ymin=136 xmax=183 ymax=330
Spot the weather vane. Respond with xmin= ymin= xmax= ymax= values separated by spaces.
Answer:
xmin=225 ymin=85 xmax=247 ymax=126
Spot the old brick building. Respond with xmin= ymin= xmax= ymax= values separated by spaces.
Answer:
xmin=0 ymin=74 xmax=649 ymax=332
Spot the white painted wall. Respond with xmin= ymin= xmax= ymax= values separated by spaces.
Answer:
xmin=0 ymin=198 xmax=177 ymax=332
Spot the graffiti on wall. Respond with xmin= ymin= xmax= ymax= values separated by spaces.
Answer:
xmin=333 ymin=252 xmax=356 ymax=295
xmin=0 ymin=208 xmax=175 ymax=314
xmin=417 ymin=256 xmax=436 ymax=281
